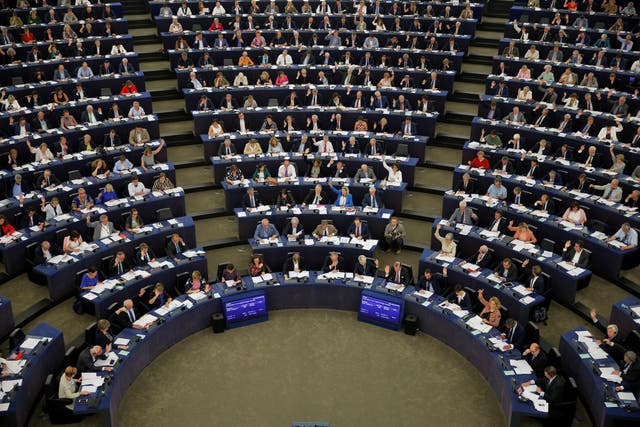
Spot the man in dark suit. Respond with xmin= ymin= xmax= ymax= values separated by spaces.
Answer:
xmin=520 ymin=158 xmax=543 ymax=180
xmin=114 ymin=296 xmax=145 ymax=329
xmin=467 ymin=245 xmax=493 ymax=269
xmin=110 ymin=251 xmax=132 ymax=276
xmin=326 ymin=160 xmax=349 ymax=179
xmin=561 ymin=240 xmax=590 ymax=268
xmin=417 ymin=268 xmax=446 ymax=295
xmin=485 ymin=210 xmax=508 ymax=234
xmin=21 ymin=206 xmax=44 ymax=228
xmin=364 ymin=139 xmax=384 ymax=156
xmin=521 ymin=366 xmax=566 ymax=408
xmin=493 ymin=156 xmax=514 ymax=174
xmin=485 ymin=102 xmax=501 ymax=120
xmin=576 ymin=146 xmax=600 ymax=168
xmin=77 ymin=345 xmax=111 ymax=373
xmin=369 ymin=91 xmax=390 ymax=109
xmin=523 ymin=343 xmax=548 ymax=378
xmin=615 ymin=351 xmax=640 ymax=396
xmin=566 ymin=173 xmax=589 ymax=193
xmin=282 ymin=217 xmax=304 ymax=240
xmin=354 ymin=255 xmax=377 ymax=277
xmin=590 ymin=309 xmax=627 ymax=361
xmin=553 ymin=144 xmax=573 ymax=161
xmin=241 ymin=187 xmax=261 ymax=210
xmin=361 ymin=186 xmax=383 ymax=209
xmin=102 ymin=129 xmax=122 ymax=148
xmin=283 ymin=253 xmax=304 ymax=275
xmin=33 ymin=241 xmax=59 ymax=265
xmin=453 ymin=173 xmax=476 ymax=194
xmin=521 ymin=262 xmax=546 ymax=294
xmin=166 ymin=233 xmax=188 ymax=258
xmin=501 ymin=318 xmax=525 ymax=351
xmin=303 ymin=184 xmax=329 ymax=206
xmin=99 ymin=59 xmax=115 ymax=75
xmin=494 ymin=258 xmax=518 ymax=282
xmin=322 ymin=252 xmax=344 ymax=273
xmin=447 ymin=284 xmax=472 ymax=310
xmin=32 ymin=112 xmax=51 ymax=133
xmin=385 ymin=261 xmax=411 ymax=285
xmin=10 ymin=117 xmax=31 ymax=136
xmin=347 ymin=217 xmax=369 ymax=240
xmin=533 ymin=194 xmax=555 ymax=214
xmin=217 ymin=139 xmax=237 ymax=156
xmin=219 ymin=94 xmax=238 ymax=110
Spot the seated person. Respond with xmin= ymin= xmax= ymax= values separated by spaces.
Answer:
xmin=166 ymin=233 xmax=188 ymax=258
xmin=507 ymin=221 xmax=537 ymax=243
xmin=134 ymin=242 xmax=156 ymax=266
xmin=303 ymin=184 xmax=330 ymax=206
xmin=249 ymin=254 xmax=266 ymax=277
xmin=521 ymin=259 xmax=546 ymax=294
xmin=329 ymin=183 xmax=353 ymax=207
xmin=127 ymin=176 xmax=149 ymax=197
xmin=494 ymin=258 xmax=518 ymax=282
xmin=242 ymin=187 xmax=262 ymax=210
xmin=221 ymin=264 xmax=242 ymax=286
xmin=362 ymin=186 xmax=382 ymax=209
xmin=183 ymin=270 xmax=210 ymax=293
xmin=110 ymin=251 xmax=132 ymax=276
xmin=446 ymin=284 xmax=472 ymax=310
xmin=322 ymin=251 xmax=344 ymax=273
xmin=562 ymin=201 xmax=587 ymax=225
xmin=466 ymin=245 xmax=493 ymax=269
xmin=347 ymin=217 xmax=370 ymax=240
xmin=417 ymin=268 xmax=446 ymax=294
xmin=454 ymin=173 xmax=476 ymax=194
xmin=283 ymin=217 xmax=304 ymax=240
xmin=148 ymin=282 xmax=172 ymax=308
xmin=95 ymin=319 xmax=117 ymax=351
xmin=313 ymin=220 xmax=338 ymax=238
xmin=501 ymin=318 xmax=525 ymax=351
xmin=354 ymin=255 xmax=377 ymax=277
xmin=254 ymin=218 xmax=279 ymax=240
xmin=125 ymin=208 xmax=144 ymax=232
xmin=522 ymin=343 xmax=548 ymax=378
xmin=58 ymin=366 xmax=90 ymax=408
xmin=532 ymin=194 xmax=555 ymax=214
xmin=353 ymin=164 xmax=377 ymax=183
xmin=561 ymin=240 xmax=590 ymax=268
xmin=605 ymin=222 xmax=637 ymax=250
xmin=519 ymin=366 xmax=566 ymax=406
xmin=433 ymin=223 xmax=456 ymax=257
xmin=384 ymin=261 xmax=411 ymax=285
xmin=448 ymin=200 xmax=477 ymax=225
xmin=275 ymin=188 xmax=295 ymax=208
xmin=76 ymin=346 xmax=111 ymax=374
xmin=79 ymin=266 xmax=100 ymax=291
xmin=34 ymin=241 xmax=59 ymax=265
xmin=252 ymin=164 xmax=273 ymax=183
xmin=467 ymin=151 xmax=490 ymax=169
xmin=283 ymin=253 xmax=304 ymax=279
xmin=476 ymin=289 xmax=501 ymax=327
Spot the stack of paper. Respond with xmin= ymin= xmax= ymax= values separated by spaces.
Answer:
xmin=510 ymin=359 xmax=534 ymax=374
xmin=132 ymin=313 xmax=157 ymax=328
xmin=466 ymin=316 xmax=492 ymax=333
xmin=1 ymin=379 xmax=22 ymax=393
xmin=486 ymin=273 xmax=502 ymax=283
xmin=288 ymin=270 xmax=309 ymax=279
xmin=435 ymin=253 xmax=455 ymax=263
xmin=512 ymin=285 xmax=532 ymax=296
xmin=385 ymin=282 xmax=405 ymax=292
xmin=353 ymin=275 xmax=374 ymax=284
xmin=413 ymin=289 xmax=433 ymax=299
xmin=599 ymin=367 xmax=622 ymax=383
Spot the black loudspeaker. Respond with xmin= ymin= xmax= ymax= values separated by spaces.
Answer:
xmin=211 ymin=313 xmax=225 ymax=334
xmin=404 ymin=314 xmax=418 ymax=336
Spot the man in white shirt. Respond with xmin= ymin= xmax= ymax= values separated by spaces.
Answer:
xmin=128 ymin=101 xmax=145 ymax=119
xmin=128 ymin=176 xmax=149 ymax=196
xmin=278 ymin=159 xmax=297 ymax=179
xmin=110 ymin=42 xmax=127 ymax=55
xmin=314 ymin=135 xmax=334 ymax=153
xmin=76 ymin=61 xmax=94 ymax=78
xmin=276 ymin=49 xmax=293 ymax=66
xmin=87 ymin=214 xmax=116 ymax=240
xmin=113 ymin=154 xmax=134 ymax=173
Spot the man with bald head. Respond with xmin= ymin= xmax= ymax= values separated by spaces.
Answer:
xmin=522 ymin=343 xmax=548 ymax=377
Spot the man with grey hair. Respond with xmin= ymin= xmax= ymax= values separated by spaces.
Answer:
xmin=86 ymin=213 xmax=116 ymax=240
xmin=590 ymin=308 xmax=627 ymax=361
xmin=284 ymin=216 xmax=304 ymax=239
xmin=606 ymin=222 xmax=638 ymax=250
xmin=449 ymin=200 xmax=478 ymax=225
xmin=614 ymin=351 xmax=639 ymax=395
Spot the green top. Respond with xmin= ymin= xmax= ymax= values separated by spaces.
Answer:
xmin=483 ymin=134 xmax=503 ymax=147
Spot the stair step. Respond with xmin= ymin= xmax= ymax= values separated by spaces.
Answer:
xmin=471 ymin=38 xmax=499 ymax=49
xmin=456 ymin=72 xmax=487 ymax=85
xmin=164 ymin=134 xmax=198 ymax=145
xmin=139 ymin=51 xmax=167 ymax=62
xmin=465 ymin=54 xmax=494 ymax=66
xmin=441 ymin=112 xmax=473 ymax=125
xmin=158 ymin=110 xmax=191 ymax=122
xmin=128 ymin=20 xmax=154 ymax=29
xmin=144 ymin=69 xmax=176 ymax=81
xmin=432 ymin=135 xmax=466 ymax=149
xmin=133 ymin=35 xmax=161 ymax=45
xmin=150 ymin=88 xmax=181 ymax=101
xmin=478 ymin=22 xmax=507 ymax=32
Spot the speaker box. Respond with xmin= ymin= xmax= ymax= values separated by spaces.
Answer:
xmin=211 ymin=313 xmax=225 ymax=333
xmin=404 ymin=314 xmax=418 ymax=336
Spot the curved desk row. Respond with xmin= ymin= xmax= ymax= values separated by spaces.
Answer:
xmin=185 ymin=86 xmax=448 ymax=117
xmin=430 ymin=217 xmax=592 ymax=304
xmin=72 ymin=272 xmax=545 ymax=427
xmin=609 ymin=296 xmax=640 ymax=342
xmin=193 ymin=108 xmax=438 ymax=139
xmin=0 ymin=190 xmax=186 ymax=277
xmin=0 ymin=163 xmax=177 ymax=239
xmin=0 ymin=52 xmax=139 ymax=84
xmin=419 ymin=249 xmax=545 ymax=325
xmin=0 ymin=296 xmax=14 ymax=341
xmin=508 ymin=6 xmax=640 ymax=28
xmin=212 ymin=152 xmax=418 ymax=186
xmin=178 ymin=66 xmax=456 ymax=93
xmin=452 ymin=163 xmax=639 ymax=235
xmin=0 ymin=3 xmax=123 ymax=19
xmin=221 ymin=177 xmax=405 ymax=212
xmin=559 ymin=327 xmax=640 ymax=427
xmin=248 ymin=236 xmax=378 ymax=271
xmin=234 ymin=205 xmax=393 ymax=240
xmin=32 ymin=216 xmax=196 ymax=301
xmin=169 ymin=46 xmax=464 ymax=73
xmin=81 ymin=250 xmax=208 ymax=318
xmin=200 ymin=130 xmax=429 ymax=161
xmin=0 ymin=323 xmax=65 ymax=427
xmin=4 ymin=72 xmax=147 ymax=101
xmin=441 ymin=190 xmax=638 ymax=282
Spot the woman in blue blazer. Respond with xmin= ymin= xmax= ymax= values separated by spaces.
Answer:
xmin=329 ymin=182 xmax=353 ymax=207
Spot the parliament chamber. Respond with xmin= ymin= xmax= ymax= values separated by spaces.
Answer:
xmin=0 ymin=0 xmax=639 ymax=426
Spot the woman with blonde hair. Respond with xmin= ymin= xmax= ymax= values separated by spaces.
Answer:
xmin=508 ymin=221 xmax=537 ymax=243
xmin=477 ymin=290 xmax=501 ymax=327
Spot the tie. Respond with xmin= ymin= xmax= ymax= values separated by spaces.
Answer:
xmin=314 ymin=196 xmax=319 ymax=204
xmin=498 ymin=88 xmax=503 ymax=96
xmin=285 ymin=167 xmax=289 ymax=177
xmin=528 ymin=167 xmax=535 ymax=177
xmin=632 ymin=135 xmax=640 ymax=146
xmin=128 ymin=310 xmax=134 ymax=322
xmin=586 ymin=156 xmax=592 ymax=166
xmin=30 ymin=217 xmax=33 ymax=226
xmin=355 ymin=99 xmax=360 ymax=108
xmin=324 ymin=228 xmax=328 ymax=236
xmin=536 ymin=116 xmax=544 ymax=126
xmin=226 ymin=147 xmax=230 ymax=155
xmin=324 ymin=143 xmax=327 ymax=153
xmin=509 ymin=328 xmax=514 ymax=342
xmin=250 ymin=196 xmax=255 ymax=208
xmin=396 ymin=271 xmax=400 ymax=283
xmin=356 ymin=226 xmax=360 ymax=236
xmin=515 ymin=195 xmax=520 ymax=204
xmin=583 ymin=124 xmax=590 ymax=133
xmin=118 ymin=263 xmax=123 ymax=274
xmin=175 ymin=243 xmax=181 ymax=254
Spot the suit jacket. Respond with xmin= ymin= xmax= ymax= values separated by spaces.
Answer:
xmin=312 ymin=224 xmax=338 ymax=237
xmin=21 ymin=212 xmax=43 ymax=228
xmin=254 ymin=224 xmax=279 ymax=240
xmin=524 ymin=274 xmax=546 ymax=294
xmin=353 ymin=169 xmax=377 ymax=183
xmin=448 ymin=292 xmax=472 ymax=310
xmin=502 ymin=322 xmax=526 ymax=350
xmin=347 ymin=222 xmax=370 ymax=239
xmin=448 ymin=208 xmax=475 ymax=225
xmin=116 ymin=307 xmax=140 ymax=329
xmin=485 ymin=217 xmax=508 ymax=235
xmin=561 ymin=248 xmax=590 ymax=268
xmin=109 ymin=258 xmax=132 ymax=276
xmin=134 ymin=248 xmax=156 ymax=266
xmin=533 ymin=198 xmax=555 ymax=214
xmin=361 ymin=193 xmax=383 ymax=208
xmin=282 ymin=222 xmax=304 ymax=238
xmin=553 ymin=148 xmax=573 ymax=161
xmin=32 ymin=117 xmax=51 ymax=132
xmin=417 ymin=274 xmax=445 ymax=294
xmin=87 ymin=220 xmax=116 ymax=241
xmin=541 ymin=376 xmax=566 ymax=405
xmin=304 ymin=190 xmax=330 ymax=205
xmin=241 ymin=192 xmax=261 ymax=209
xmin=577 ymin=150 xmax=600 ymax=167
xmin=354 ymin=261 xmax=377 ymax=276
xmin=321 ymin=256 xmax=344 ymax=272
xmin=467 ymin=251 xmax=494 ymax=269
xmin=80 ymin=111 xmax=103 ymax=123
xmin=103 ymin=134 xmax=122 ymax=147
xmin=283 ymin=257 xmax=305 ymax=274
xmin=217 ymin=143 xmax=237 ymax=156
xmin=504 ymin=112 xmax=526 ymax=123
xmin=493 ymin=160 xmax=514 ymax=174
xmin=620 ymin=360 xmax=640 ymax=394
xmin=454 ymin=179 xmax=476 ymax=194
xmin=76 ymin=348 xmax=106 ymax=373
xmin=364 ymin=143 xmax=384 ymax=156
xmin=386 ymin=267 xmax=411 ymax=285
xmin=33 ymin=244 xmax=60 ymax=265
xmin=494 ymin=264 xmax=518 ymax=282
xmin=166 ymin=240 xmax=188 ymax=257
xmin=525 ymin=350 xmax=548 ymax=378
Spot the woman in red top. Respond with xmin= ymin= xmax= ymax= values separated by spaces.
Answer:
xmin=249 ymin=255 xmax=266 ymax=277
xmin=120 ymin=80 xmax=138 ymax=95
xmin=0 ymin=215 xmax=16 ymax=235
xmin=208 ymin=18 xmax=223 ymax=31
xmin=468 ymin=151 xmax=490 ymax=169
xmin=564 ymin=0 xmax=578 ymax=10
xmin=21 ymin=28 xmax=36 ymax=43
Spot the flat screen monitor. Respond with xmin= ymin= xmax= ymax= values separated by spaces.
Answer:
xmin=358 ymin=290 xmax=404 ymax=330
xmin=223 ymin=290 xmax=268 ymax=328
